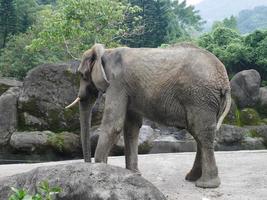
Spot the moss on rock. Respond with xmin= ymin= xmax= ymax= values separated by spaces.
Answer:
xmin=47 ymin=132 xmax=64 ymax=152
xmin=239 ymin=108 xmax=261 ymax=126
xmin=261 ymin=118 xmax=267 ymax=125
xmin=223 ymin=98 xmax=243 ymax=126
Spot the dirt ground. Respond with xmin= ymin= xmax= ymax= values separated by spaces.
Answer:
xmin=0 ymin=150 xmax=267 ymax=200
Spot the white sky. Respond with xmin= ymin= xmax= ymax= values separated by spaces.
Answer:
xmin=186 ymin=0 xmax=203 ymax=5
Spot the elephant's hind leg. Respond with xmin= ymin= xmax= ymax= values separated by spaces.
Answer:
xmin=94 ymin=85 xmax=128 ymax=163
xmin=124 ymin=110 xmax=142 ymax=173
xmin=187 ymin=108 xmax=220 ymax=188
xmin=185 ymin=143 xmax=202 ymax=181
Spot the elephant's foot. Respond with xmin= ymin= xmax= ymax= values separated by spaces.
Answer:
xmin=195 ymin=176 xmax=221 ymax=188
xmin=94 ymin=156 xmax=108 ymax=163
xmin=84 ymin=157 xmax=91 ymax=163
xmin=127 ymin=167 xmax=142 ymax=176
xmin=185 ymin=168 xmax=202 ymax=182
xmin=131 ymin=169 xmax=142 ymax=176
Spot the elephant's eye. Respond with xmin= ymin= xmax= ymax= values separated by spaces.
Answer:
xmin=79 ymin=72 xmax=88 ymax=81
xmin=78 ymin=71 xmax=84 ymax=79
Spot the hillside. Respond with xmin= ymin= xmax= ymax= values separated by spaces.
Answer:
xmin=195 ymin=0 xmax=267 ymax=28
xmin=238 ymin=6 xmax=267 ymax=33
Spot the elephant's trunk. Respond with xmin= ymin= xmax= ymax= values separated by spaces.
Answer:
xmin=79 ymin=99 xmax=93 ymax=162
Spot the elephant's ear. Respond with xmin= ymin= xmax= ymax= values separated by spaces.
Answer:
xmin=91 ymin=44 xmax=110 ymax=92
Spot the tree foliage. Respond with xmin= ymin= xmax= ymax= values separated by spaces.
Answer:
xmin=198 ymin=27 xmax=267 ymax=79
xmin=0 ymin=0 xmax=204 ymax=80
xmin=29 ymin=0 xmax=141 ymax=59
xmin=123 ymin=0 xmax=203 ymax=47
xmin=0 ymin=0 xmax=17 ymax=48
xmin=0 ymin=0 xmax=40 ymax=49
xmin=212 ymin=16 xmax=237 ymax=31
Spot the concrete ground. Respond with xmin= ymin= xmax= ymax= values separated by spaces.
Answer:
xmin=0 ymin=150 xmax=267 ymax=200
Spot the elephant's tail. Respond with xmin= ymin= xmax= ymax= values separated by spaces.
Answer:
xmin=216 ymin=89 xmax=231 ymax=131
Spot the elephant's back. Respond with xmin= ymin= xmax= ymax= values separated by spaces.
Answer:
xmin=119 ymin=46 xmax=229 ymax=91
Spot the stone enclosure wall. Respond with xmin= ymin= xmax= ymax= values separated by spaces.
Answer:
xmin=0 ymin=63 xmax=267 ymax=161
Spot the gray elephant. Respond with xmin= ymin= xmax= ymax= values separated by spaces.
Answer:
xmin=66 ymin=43 xmax=231 ymax=188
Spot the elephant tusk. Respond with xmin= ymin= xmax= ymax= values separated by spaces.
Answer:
xmin=65 ymin=97 xmax=80 ymax=109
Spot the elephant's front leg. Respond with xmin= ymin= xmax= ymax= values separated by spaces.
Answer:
xmin=94 ymin=85 xmax=128 ymax=163
xmin=124 ymin=110 xmax=142 ymax=173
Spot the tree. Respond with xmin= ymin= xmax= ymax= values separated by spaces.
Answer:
xmin=0 ymin=28 xmax=60 ymax=80
xmin=0 ymin=0 xmax=141 ymax=80
xmin=123 ymin=0 xmax=203 ymax=48
xmin=198 ymin=27 xmax=267 ymax=80
xmin=212 ymin=16 xmax=237 ymax=31
xmin=37 ymin=0 xmax=57 ymax=5
xmin=0 ymin=0 xmax=17 ymax=48
xmin=223 ymin=16 xmax=237 ymax=30
xmin=15 ymin=0 xmax=39 ymax=33
xmin=29 ymin=0 xmax=141 ymax=60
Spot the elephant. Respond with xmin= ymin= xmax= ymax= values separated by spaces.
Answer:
xmin=66 ymin=43 xmax=231 ymax=188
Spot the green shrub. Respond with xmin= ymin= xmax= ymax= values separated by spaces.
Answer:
xmin=239 ymin=108 xmax=261 ymax=126
xmin=8 ymin=181 xmax=61 ymax=200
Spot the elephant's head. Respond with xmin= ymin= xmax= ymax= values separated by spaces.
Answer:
xmin=65 ymin=44 xmax=110 ymax=162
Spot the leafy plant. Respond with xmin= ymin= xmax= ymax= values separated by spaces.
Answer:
xmin=8 ymin=181 xmax=61 ymax=200
xmin=198 ymin=27 xmax=267 ymax=80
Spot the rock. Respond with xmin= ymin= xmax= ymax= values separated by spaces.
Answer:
xmin=49 ymin=131 xmax=81 ymax=155
xmin=0 ymin=77 xmax=22 ymax=95
xmin=230 ymin=69 xmax=261 ymax=108
xmin=241 ymin=137 xmax=265 ymax=150
xmin=216 ymin=125 xmax=245 ymax=144
xmin=10 ymin=131 xmax=53 ymax=153
xmin=215 ymin=125 xmax=246 ymax=151
xmin=18 ymin=62 xmax=80 ymax=132
xmin=10 ymin=131 xmax=82 ymax=157
xmin=215 ymin=125 xmax=266 ymax=151
xmin=0 ymin=163 xmax=166 ymax=200
xmin=150 ymin=134 xmax=196 ymax=153
xmin=113 ymin=125 xmax=159 ymax=155
xmin=239 ymin=108 xmax=261 ymax=126
xmin=244 ymin=125 xmax=267 ymax=145
xmin=138 ymin=125 xmax=159 ymax=153
xmin=92 ymin=125 xmax=159 ymax=156
xmin=258 ymin=87 xmax=267 ymax=117
xmin=18 ymin=62 xmax=104 ymax=132
xmin=0 ymin=87 xmax=20 ymax=146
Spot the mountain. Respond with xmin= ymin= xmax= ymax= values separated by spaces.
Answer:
xmin=195 ymin=0 xmax=267 ymax=29
xmin=237 ymin=6 xmax=267 ymax=33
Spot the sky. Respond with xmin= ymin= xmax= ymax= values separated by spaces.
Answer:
xmin=186 ymin=0 xmax=203 ymax=5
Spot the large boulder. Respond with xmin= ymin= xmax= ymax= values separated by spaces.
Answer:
xmin=230 ymin=69 xmax=261 ymax=108
xmin=18 ymin=62 xmax=104 ymax=132
xmin=91 ymin=125 xmax=159 ymax=156
xmin=0 ymin=163 xmax=166 ymax=200
xmin=18 ymin=62 xmax=79 ymax=132
xmin=18 ymin=62 xmax=103 ymax=133
xmin=216 ymin=125 xmax=245 ymax=145
xmin=245 ymin=125 xmax=267 ymax=145
xmin=215 ymin=125 xmax=266 ymax=150
xmin=0 ymin=77 xmax=22 ymax=95
xmin=150 ymin=134 xmax=196 ymax=153
xmin=9 ymin=131 xmax=81 ymax=158
xmin=258 ymin=87 xmax=267 ymax=117
xmin=241 ymin=137 xmax=265 ymax=150
xmin=0 ymin=87 xmax=20 ymax=146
